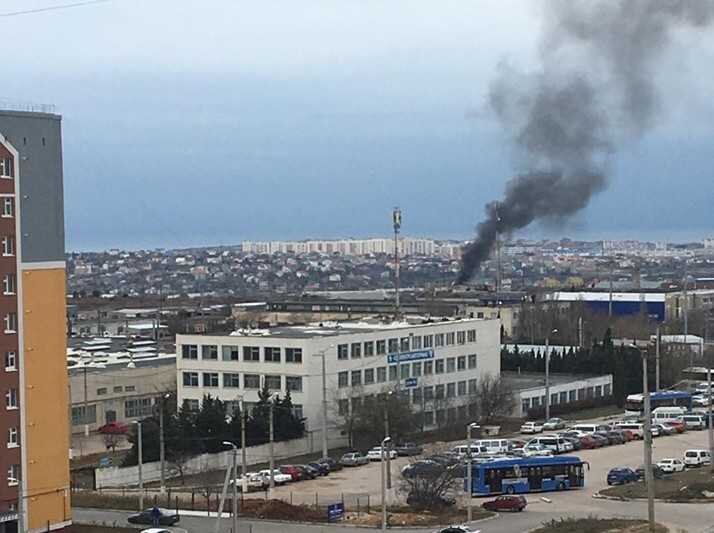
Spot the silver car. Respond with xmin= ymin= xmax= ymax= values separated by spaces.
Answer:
xmin=340 ymin=452 xmax=369 ymax=467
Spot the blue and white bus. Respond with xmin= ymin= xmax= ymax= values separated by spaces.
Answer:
xmin=624 ymin=391 xmax=692 ymax=417
xmin=467 ymin=456 xmax=587 ymax=496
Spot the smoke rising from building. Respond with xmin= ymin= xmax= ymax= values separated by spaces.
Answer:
xmin=458 ymin=1 xmax=714 ymax=284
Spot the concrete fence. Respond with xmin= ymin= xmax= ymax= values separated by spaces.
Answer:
xmin=95 ymin=431 xmax=349 ymax=489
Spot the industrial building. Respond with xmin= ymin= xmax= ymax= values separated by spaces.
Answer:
xmin=0 ymin=109 xmax=70 ymax=532
xmin=177 ymin=316 xmax=500 ymax=437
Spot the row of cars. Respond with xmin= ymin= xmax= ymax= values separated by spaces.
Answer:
xmin=339 ymin=442 xmax=424 ymax=467
xmin=232 ymin=457 xmax=341 ymax=491
xmin=607 ymin=449 xmax=712 ymax=485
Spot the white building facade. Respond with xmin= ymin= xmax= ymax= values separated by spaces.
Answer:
xmin=176 ymin=317 xmax=500 ymax=434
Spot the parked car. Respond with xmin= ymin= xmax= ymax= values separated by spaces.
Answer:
xmin=395 ymin=442 xmax=424 ymax=456
xmin=620 ymin=429 xmax=636 ymax=442
xmin=681 ymin=414 xmax=706 ymax=431
xmin=578 ymin=435 xmax=601 ymax=449
xmin=590 ymin=433 xmax=609 ymax=447
xmin=140 ymin=529 xmax=172 ymax=533
xmin=527 ymin=435 xmax=573 ymax=454
xmin=520 ymin=421 xmax=543 ymax=434
xmin=401 ymin=460 xmax=445 ymax=479
xmin=607 ymin=467 xmax=638 ymax=485
xmin=556 ymin=433 xmax=582 ymax=450
xmin=650 ymin=425 xmax=661 ymax=438
xmin=543 ymin=418 xmax=565 ymax=430
xmin=297 ymin=464 xmax=319 ymax=479
xmin=521 ymin=443 xmax=553 ymax=457
xmin=615 ymin=423 xmax=644 ymax=439
xmin=667 ymin=419 xmax=686 ymax=433
xmin=604 ymin=430 xmax=626 ymax=445
xmin=481 ymin=495 xmax=527 ymax=512
xmin=635 ymin=464 xmax=665 ymax=480
xmin=684 ymin=449 xmax=712 ymax=467
xmin=308 ymin=462 xmax=330 ymax=476
xmin=432 ymin=526 xmax=479 ymax=533
xmin=340 ymin=452 xmax=369 ymax=467
xmin=230 ymin=473 xmax=266 ymax=491
xmin=367 ymin=446 xmax=398 ymax=461
xmin=653 ymin=423 xmax=673 ymax=436
xmin=128 ymin=509 xmax=180 ymax=526
xmin=279 ymin=465 xmax=305 ymax=481
xmin=657 ymin=458 xmax=685 ymax=473
xmin=317 ymin=456 xmax=342 ymax=472
xmin=257 ymin=469 xmax=292 ymax=485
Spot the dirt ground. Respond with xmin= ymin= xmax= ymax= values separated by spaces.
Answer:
xmin=600 ymin=466 xmax=714 ymax=501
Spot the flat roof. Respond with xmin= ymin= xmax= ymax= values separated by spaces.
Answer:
xmin=502 ymin=371 xmax=609 ymax=392
xmin=547 ymin=291 xmax=665 ymax=303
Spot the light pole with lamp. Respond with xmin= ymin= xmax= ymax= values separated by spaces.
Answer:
xmin=222 ymin=441 xmax=239 ymax=533
xmin=234 ymin=394 xmax=248 ymax=494
xmin=133 ymin=420 xmax=144 ymax=511
xmin=545 ymin=328 xmax=558 ymax=422
xmin=158 ymin=392 xmax=171 ymax=495
xmin=313 ymin=344 xmax=335 ymax=460
xmin=466 ymin=422 xmax=480 ymax=523
xmin=381 ymin=435 xmax=392 ymax=532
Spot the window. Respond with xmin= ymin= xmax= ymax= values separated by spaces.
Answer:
xmin=388 ymin=338 xmax=399 ymax=353
xmin=424 ymin=386 xmax=434 ymax=401
xmin=595 ymin=385 xmax=603 ymax=397
xmin=97 ymin=387 xmax=107 ymax=395
xmin=264 ymin=347 xmax=281 ymax=362
xmin=5 ymin=388 xmax=17 ymax=410
xmin=551 ymin=393 xmax=558 ymax=405
xmin=202 ymin=345 xmax=218 ymax=360
xmin=446 ymin=332 xmax=455 ymax=345
xmin=377 ymin=367 xmax=387 ymax=383
xmin=400 ymin=337 xmax=410 ymax=352
xmin=4 ymin=351 xmax=15 ymax=371
xmin=2 ymin=237 xmax=14 ymax=257
xmin=182 ymin=345 xmax=198 ymax=360
xmin=457 ymin=381 xmax=466 ymax=395
xmin=338 ymin=399 xmax=349 ymax=416
xmin=1 ymin=275 xmax=14 ymax=295
xmin=1 ymin=197 xmax=13 ymax=218
xmin=412 ymin=387 xmax=422 ymax=404
xmin=376 ymin=340 xmax=386 ymax=355
xmin=364 ymin=368 xmax=375 ymax=384
xmin=446 ymin=383 xmax=456 ymax=398
xmin=71 ymin=405 xmax=96 ymax=425
xmin=435 ymin=334 xmax=444 ymax=347
xmin=243 ymin=346 xmax=260 ymax=362
xmin=0 ymin=158 xmax=13 ymax=178
xmin=351 ymin=343 xmax=361 ymax=359
xmin=286 ymin=376 xmax=303 ymax=392
xmin=113 ymin=386 xmax=123 ymax=393
xmin=522 ymin=399 xmax=530 ymax=413
xmin=203 ymin=373 xmax=219 ymax=387
xmin=446 ymin=358 xmax=456 ymax=373
xmin=468 ymin=378 xmax=478 ymax=394
xmin=435 ymin=359 xmax=444 ymax=374
xmin=423 ymin=360 xmax=433 ymax=375
xmin=124 ymin=398 xmax=152 ymax=418
xmin=7 ymin=465 xmax=18 ymax=487
xmin=435 ymin=384 xmax=445 ymax=400
xmin=467 ymin=329 xmax=477 ymax=342
xmin=457 ymin=331 xmax=466 ymax=345
xmin=468 ymin=353 xmax=477 ymax=369
xmin=337 ymin=344 xmax=348 ymax=360
xmin=412 ymin=362 xmax=422 ymax=377
xmin=7 ymin=427 xmax=17 ymax=447
xmin=264 ymin=375 xmax=281 ymax=390
xmin=364 ymin=341 xmax=374 ymax=356
xmin=389 ymin=365 xmax=398 ymax=381
xmin=457 ymin=356 xmax=466 ymax=371
xmin=4 ymin=313 xmax=17 ymax=334
xmin=559 ymin=391 xmax=568 ymax=404
xmin=125 ymin=385 xmax=135 ymax=392
xmin=423 ymin=335 xmax=433 ymax=348
xmin=285 ymin=348 xmax=302 ymax=363
xmin=185 ymin=399 xmax=199 ymax=411
xmin=351 ymin=370 xmax=362 ymax=386
xmin=400 ymin=364 xmax=410 ymax=379
xmin=338 ymin=371 xmax=348 ymax=388
xmin=569 ymin=390 xmax=577 ymax=402
xmin=223 ymin=373 xmax=240 ymax=388
xmin=182 ymin=372 xmax=198 ymax=387
xmin=222 ymin=345 xmax=240 ymax=361
xmin=412 ymin=336 xmax=422 ymax=350
xmin=244 ymin=374 xmax=260 ymax=389
xmin=604 ymin=383 xmax=612 ymax=396
xmin=292 ymin=404 xmax=304 ymax=419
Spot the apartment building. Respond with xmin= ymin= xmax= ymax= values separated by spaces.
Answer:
xmin=0 ymin=109 xmax=70 ymax=532
xmin=176 ymin=316 xmax=500 ymax=436
xmin=241 ymin=238 xmax=461 ymax=257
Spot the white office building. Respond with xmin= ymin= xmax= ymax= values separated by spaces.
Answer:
xmin=176 ymin=316 xmax=500 ymax=434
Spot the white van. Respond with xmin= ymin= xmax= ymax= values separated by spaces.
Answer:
xmin=681 ymin=414 xmax=706 ymax=430
xmin=652 ymin=406 xmax=687 ymax=423
xmin=684 ymin=449 xmax=711 ymax=467
xmin=527 ymin=435 xmax=573 ymax=454
xmin=472 ymin=439 xmax=510 ymax=455
xmin=571 ymin=423 xmax=609 ymax=434
xmin=451 ymin=444 xmax=488 ymax=458
xmin=615 ymin=422 xmax=644 ymax=439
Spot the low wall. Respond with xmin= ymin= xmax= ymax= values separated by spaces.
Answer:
xmin=95 ymin=431 xmax=349 ymax=489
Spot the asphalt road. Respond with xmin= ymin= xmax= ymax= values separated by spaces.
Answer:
xmin=75 ymin=428 xmax=714 ymax=533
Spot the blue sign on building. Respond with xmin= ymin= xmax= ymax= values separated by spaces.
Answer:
xmin=404 ymin=377 xmax=418 ymax=388
xmin=387 ymin=349 xmax=434 ymax=364
xmin=327 ymin=502 xmax=345 ymax=522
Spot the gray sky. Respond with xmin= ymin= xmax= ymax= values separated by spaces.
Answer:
xmin=4 ymin=0 xmax=713 ymax=250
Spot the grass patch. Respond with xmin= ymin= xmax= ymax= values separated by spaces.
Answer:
xmin=560 ymin=404 xmax=622 ymax=421
xmin=601 ymin=468 xmax=714 ymax=501
xmin=532 ymin=516 xmax=667 ymax=533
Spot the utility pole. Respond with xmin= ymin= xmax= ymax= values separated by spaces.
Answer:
xmin=222 ymin=441 xmax=239 ymax=533
xmin=269 ymin=397 xmax=276 ymax=494
xmin=393 ymin=207 xmax=401 ymax=317
xmin=640 ymin=346 xmax=655 ymax=533
xmin=313 ymin=346 xmax=333 ymax=459
xmin=466 ymin=423 xmax=480 ymax=523
xmin=381 ymin=436 xmax=391 ymax=532
xmin=383 ymin=405 xmax=391 ymax=490
xmin=545 ymin=329 xmax=557 ymax=422
xmin=241 ymin=405 xmax=247 ymax=494
xmin=83 ymin=365 xmax=89 ymax=438
xmin=655 ymin=327 xmax=661 ymax=392
xmin=158 ymin=393 xmax=170 ymax=494
xmin=136 ymin=420 xmax=144 ymax=511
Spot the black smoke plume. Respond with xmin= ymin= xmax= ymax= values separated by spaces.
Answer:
xmin=458 ymin=0 xmax=714 ymax=284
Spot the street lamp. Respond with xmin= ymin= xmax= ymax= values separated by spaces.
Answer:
xmin=381 ymin=436 xmax=392 ymax=533
xmin=158 ymin=392 xmax=171 ymax=495
xmin=222 ymin=441 xmax=239 ymax=533
xmin=545 ymin=328 xmax=558 ymax=422
xmin=313 ymin=344 xmax=335 ymax=460
xmin=466 ymin=422 xmax=480 ymax=523
xmin=233 ymin=394 xmax=248 ymax=495
xmin=132 ymin=420 xmax=144 ymax=511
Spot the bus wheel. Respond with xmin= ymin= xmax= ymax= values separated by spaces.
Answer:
xmin=506 ymin=486 xmax=515 ymax=495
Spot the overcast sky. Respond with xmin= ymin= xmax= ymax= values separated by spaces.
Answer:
xmin=4 ymin=0 xmax=714 ymax=250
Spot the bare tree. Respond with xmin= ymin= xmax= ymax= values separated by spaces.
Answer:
xmin=102 ymin=432 xmax=124 ymax=454
xmin=473 ymin=373 xmax=516 ymax=423
xmin=399 ymin=450 xmax=461 ymax=511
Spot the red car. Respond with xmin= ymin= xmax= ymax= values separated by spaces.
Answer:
xmin=278 ymin=465 xmax=304 ymax=481
xmin=621 ymin=429 xmax=635 ymax=442
xmin=482 ymin=495 xmax=527 ymax=512
xmin=579 ymin=435 xmax=601 ymax=449
xmin=667 ymin=420 xmax=686 ymax=434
